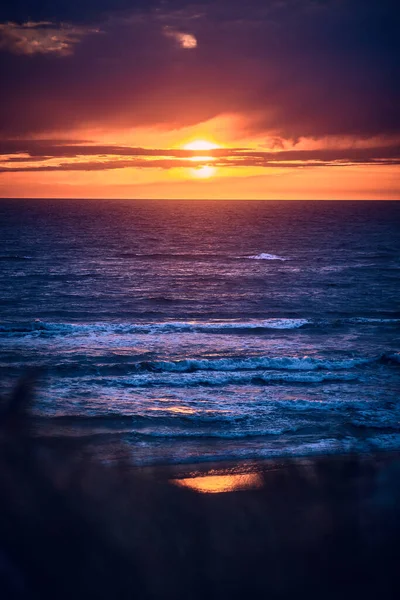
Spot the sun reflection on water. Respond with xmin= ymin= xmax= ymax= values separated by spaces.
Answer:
xmin=171 ymin=472 xmax=263 ymax=494
xmin=149 ymin=405 xmax=196 ymax=415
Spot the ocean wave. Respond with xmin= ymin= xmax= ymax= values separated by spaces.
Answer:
xmin=137 ymin=355 xmax=374 ymax=373
xmin=245 ymin=253 xmax=287 ymax=261
xmin=24 ymin=354 xmax=377 ymax=378
xmin=40 ymin=398 xmax=396 ymax=428
xmin=1 ymin=317 xmax=399 ymax=337
xmin=352 ymin=419 xmax=400 ymax=431
xmin=35 ymin=395 xmax=371 ymax=426
xmin=93 ymin=370 xmax=359 ymax=388
xmin=34 ymin=403 xmax=400 ymax=441
xmin=350 ymin=405 xmax=400 ymax=430
xmin=34 ymin=413 xmax=306 ymax=440
xmin=0 ymin=318 xmax=310 ymax=336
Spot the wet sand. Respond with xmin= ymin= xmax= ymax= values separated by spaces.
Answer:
xmin=2 ymin=416 xmax=400 ymax=600
xmin=136 ymin=450 xmax=400 ymax=494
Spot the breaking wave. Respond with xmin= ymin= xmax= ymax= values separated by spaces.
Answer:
xmin=2 ymin=317 xmax=399 ymax=337
xmin=145 ymin=355 xmax=374 ymax=373
xmin=24 ymin=354 xmax=381 ymax=378
xmin=90 ymin=370 xmax=359 ymax=388
xmin=245 ymin=253 xmax=287 ymax=260
xmin=0 ymin=318 xmax=310 ymax=336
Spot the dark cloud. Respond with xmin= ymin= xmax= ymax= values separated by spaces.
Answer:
xmin=0 ymin=141 xmax=234 ymax=157
xmin=1 ymin=139 xmax=399 ymax=172
xmin=1 ymin=139 xmax=399 ymax=161
xmin=0 ymin=1 xmax=162 ymax=24
xmin=0 ymin=1 xmax=398 ymax=140
xmin=1 ymin=157 xmax=398 ymax=173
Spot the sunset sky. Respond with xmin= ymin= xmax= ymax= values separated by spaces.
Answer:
xmin=0 ymin=0 xmax=399 ymax=199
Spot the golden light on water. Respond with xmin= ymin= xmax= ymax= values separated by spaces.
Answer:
xmin=149 ymin=405 xmax=196 ymax=415
xmin=171 ymin=472 xmax=263 ymax=494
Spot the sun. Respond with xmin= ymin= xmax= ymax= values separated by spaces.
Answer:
xmin=182 ymin=139 xmax=220 ymax=178
xmin=191 ymin=165 xmax=216 ymax=178
xmin=183 ymin=140 xmax=220 ymax=151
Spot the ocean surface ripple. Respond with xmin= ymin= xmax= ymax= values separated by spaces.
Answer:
xmin=1 ymin=199 xmax=399 ymax=465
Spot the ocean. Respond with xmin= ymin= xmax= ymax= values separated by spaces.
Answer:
xmin=0 ymin=199 xmax=399 ymax=465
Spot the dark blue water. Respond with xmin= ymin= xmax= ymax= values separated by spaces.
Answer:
xmin=1 ymin=200 xmax=399 ymax=465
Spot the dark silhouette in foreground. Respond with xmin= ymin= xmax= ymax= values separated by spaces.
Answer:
xmin=0 ymin=375 xmax=399 ymax=599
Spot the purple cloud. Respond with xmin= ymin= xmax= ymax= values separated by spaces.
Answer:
xmin=0 ymin=1 xmax=398 ymax=140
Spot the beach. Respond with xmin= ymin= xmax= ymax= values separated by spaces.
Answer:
xmin=1 ymin=394 xmax=400 ymax=600
xmin=1 ymin=0 xmax=399 ymax=595
xmin=1 ymin=199 xmax=399 ymax=597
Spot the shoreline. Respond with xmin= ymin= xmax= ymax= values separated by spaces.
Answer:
xmin=133 ymin=449 xmax=400 ymax=491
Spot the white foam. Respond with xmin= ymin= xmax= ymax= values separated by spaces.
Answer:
xmin=0 ymin=318 xmax=310 ymax=336
xmin=3 ymin=316 xmax=399 ymax=339
xmin=246 ymin=253 xmax=287 ymax=261
xmin=98 ymin=370 xmax=359 ymax=388
xmin=152 ymin=355 xmax=374 ymax=373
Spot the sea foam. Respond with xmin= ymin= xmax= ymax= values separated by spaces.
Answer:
xmin=246 ymin=253 xmax=287 ymax=260
xmin=2 ymin=317 xmax=400 ymax=337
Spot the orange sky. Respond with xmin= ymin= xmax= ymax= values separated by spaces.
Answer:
xmin=1 ymin=121 xmax=398 ymax=199
xmin=0 ymin=2 xmax=399 ymax=199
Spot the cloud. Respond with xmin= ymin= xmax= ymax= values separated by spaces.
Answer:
xmin=0 ymin=21 xmax=100 ymax=56
xmin=163 ymin=27 xmax=197 ymax=48
xmin=0 ymin=138 xmax=399 ymax=173
xmin=0 ymin=1 xmax=398 ymax=139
